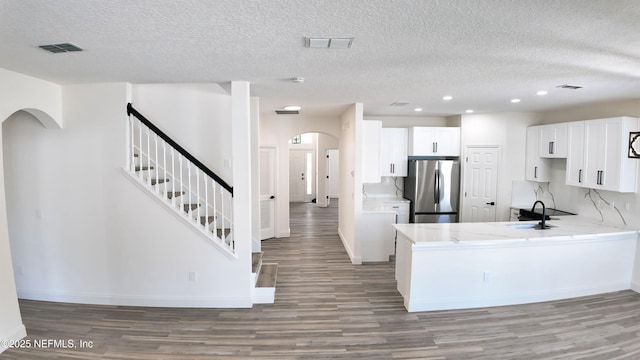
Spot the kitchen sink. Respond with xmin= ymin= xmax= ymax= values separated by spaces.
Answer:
xmin=506 ymin=223 xmax=555 ymax=230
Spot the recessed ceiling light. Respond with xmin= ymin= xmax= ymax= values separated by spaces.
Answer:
xmin=511 ymin=98 xmax=521 ymax=103
xmin=284 ymin=105 xmax=301 ymax=111
xmin=442 ymin=96 xmax=453 ymax=101
xmin=465 ymin=109 xmax=474 ymax=113
xmin=414 ymin=108 xmax=423 ymax=112
xmin=536 ymin=90 xmax=548 ymax=96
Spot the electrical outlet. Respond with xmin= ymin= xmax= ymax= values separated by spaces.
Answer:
xmin=188 ymin=271 xmax=197 ymax=282
xmin=483 ymin=271 xmax=490 ymax=282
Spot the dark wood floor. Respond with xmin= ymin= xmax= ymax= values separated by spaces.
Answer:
xmin=4 ymin=201 xmax=640 ymax=359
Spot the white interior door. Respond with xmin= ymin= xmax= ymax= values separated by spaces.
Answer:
xmin=260 ymin=147 xmax=276 ymax=240
xmin=327 ymin=149 xmax=340 ymax=200
xmin=289 ymin=149 xmax=314 ymax=202
xmin=463 ymin=146 xmax=500 ymax=222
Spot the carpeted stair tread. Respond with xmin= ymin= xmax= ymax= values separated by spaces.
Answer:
xmin=150 ymin=178 xmax=169 ymax=185
xmin=256 ymin=263 xmax=278 ymax=288
xmin=166 ymin=191 xmax=185 ymax=199
xmin=135 ymin=166 xmax=154 ymax=171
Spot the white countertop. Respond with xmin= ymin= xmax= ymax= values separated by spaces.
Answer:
xmin=362 ymin=196 xmax=410 ymax=212
xmin=394 ymin=216 xmax=639 ymax=247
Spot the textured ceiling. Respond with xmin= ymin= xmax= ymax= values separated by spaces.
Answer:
xmin=2 ymin=0 xmax=640 ymax=117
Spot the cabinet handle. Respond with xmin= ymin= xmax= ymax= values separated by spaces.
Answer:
xmin=390 ymin=163 xmax=393 ymax=174
xmin=578 ymin=169 xmax=582 ymax=183
xmin=549 ymin=141 xmax=555 ymax=155
xmin=392 ymin=163 xmax=395 ymax=173
xmin=432 ymin=142 xmax=437 ymax=153
xmin=534 ymin=166 xmax=538 ymax=178
xmin=597 ymin=170 xmax=604 ymax=185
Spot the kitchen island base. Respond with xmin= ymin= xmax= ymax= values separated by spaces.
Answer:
xmin=395 ymin=229 xmax=639 ymax=312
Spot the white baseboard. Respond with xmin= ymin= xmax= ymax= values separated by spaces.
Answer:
xmin=338 ymin=228 xmax=361 ymax=265
xmin=405 ymin=283 xmax=632 ymax=312
xmin=17 ymin=289 xmax=253 ymax=308
xmin=0 ymin=324 xmax=27 ymax=354
xmin=631 ymin=281 xmax=640 ymax=294
xmin=276 ymin=229 xmax=290 ymax=238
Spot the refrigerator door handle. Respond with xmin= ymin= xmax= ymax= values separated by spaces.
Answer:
xmin=434 ymin=171 xmax=439 ymax=204
xmin=435 ymin=169 xmax=441 ymax=204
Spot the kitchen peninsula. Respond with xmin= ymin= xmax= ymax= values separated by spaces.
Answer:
xmin=394 ymin=217 xmax=640 ymax=312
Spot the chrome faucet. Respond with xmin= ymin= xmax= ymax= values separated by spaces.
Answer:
xmin=531 ymin=200 xmax=547 ymax=229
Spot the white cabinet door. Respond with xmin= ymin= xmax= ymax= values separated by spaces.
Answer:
xmin=565 ymin=121 xmax=585 ymax=187
xmin=566 ymin=117 xmax=638 ymax=193
xmin=380 ymin=128 xmax=408 ymax=177
xmin=409 ymin=127 xmax=460 ymax=156
xmin=434 ymin=128 xmax=461 ymax=156
xmin=525 ymin=126 xmax=550 ymax=182
xmin=362 ymin=120 xmax=382 ymax=183
xmin=582 ymin=117 xmax=638 ymax=192
xmin=538 ymin=123 xmax=567 ymax=158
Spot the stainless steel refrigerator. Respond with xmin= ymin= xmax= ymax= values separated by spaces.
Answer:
xmin=404 ymin=158 xmax=460 ymax=223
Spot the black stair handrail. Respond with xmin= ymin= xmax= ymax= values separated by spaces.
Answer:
xmin=127 ymin=103 xmax=234 ymax=196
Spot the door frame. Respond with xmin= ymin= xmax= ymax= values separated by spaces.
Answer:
xmin=289 ymin=148 xmax=316 ymax=202
xmin=461 ymin=145 xmax=501 ymax=222
xmin=259 ymin=146 xmax=277 ymax=240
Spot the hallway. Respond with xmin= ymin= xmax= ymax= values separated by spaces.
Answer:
xmin=3 ymin=201 xmax=640 ymax=359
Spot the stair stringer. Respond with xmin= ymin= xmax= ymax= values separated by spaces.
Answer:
xmin=122 ymin=168 xmax=237 ymax=260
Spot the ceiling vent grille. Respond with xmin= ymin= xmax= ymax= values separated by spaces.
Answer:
xmin=389 ymin=102 xmax=410 ymax=107
xmin=275 ymin=110 xmax=300 ymax=115
xmin=556 ymin=84 xmax=583 ymax=90
xmin=38 ymin=43 xmax=83 ymax=53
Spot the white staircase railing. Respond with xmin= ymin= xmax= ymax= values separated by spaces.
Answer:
xmin=125 ymin=104 xmax=235 ymax=256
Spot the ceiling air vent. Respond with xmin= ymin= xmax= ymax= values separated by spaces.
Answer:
xmin=38 ymin=43 xmax=83 ymax=53
xmin=389 ymin=102 xmax=410 ymax=107
xmin=275 ymin=110 xmax=299 ymax=115
xmin=556 ymin=84 xmax=583 ymax=90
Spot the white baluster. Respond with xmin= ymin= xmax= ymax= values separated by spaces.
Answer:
xmin=154 ymin=134 xmax=159 ymax=193
xmin=179 ymin=155 xmax=184 ymax=211
xmin=162 ymin=140 xmax=167 ymax=195
xmin=138 ymin=121 xmax=143 ymax=181
xmin=220 ymin=185 xmax=225 ymax=244
xmin=129 ymin=116 xmax=135 ymax=172
xmin=196 ymin=168 xmax=201 ymax=222
xmin=146 ymin=127 xmax=151 ymax=186
xmin=204 ymin=176 xmax=210 ymax=232
xmin=170 ymin=148 xmax=176 ymax=206
xmin=188 ymin=162 xmax=193 ymax=218
xmin=212 ymin=182 xmax=218 ymax=238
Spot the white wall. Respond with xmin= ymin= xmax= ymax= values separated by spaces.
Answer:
xmin=260 ymin=113 xmax=341 ymax=237
xmin=0 ymin=68 xmax=63 ymax=353
xmin=460 ymin=112 xmax=542 ymax=221
xmin=131 ymin=84 xmax=232 ymax=183
xmin=339 ymin=104 xmax=362 ymax=263
xmin=3 ymin=83 xmax=252 ymax=308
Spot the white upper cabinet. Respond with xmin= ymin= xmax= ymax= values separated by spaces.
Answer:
xmin=362 ymin=120 xmax=382 ymax=183
xmin=565 ymin=117 xmax=638 ymax=192
xmin=408 ymin=127 xmax=460 ymax=156
xmin=565 ymin=121 xmax=585 ymax=187
xmin=380 ymin=128 xmax=408 ymax=177
xmin=538 ymin=123 xmax=568 ymax=158
xmin=525 ymin=126 xmax=550 ymax=182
